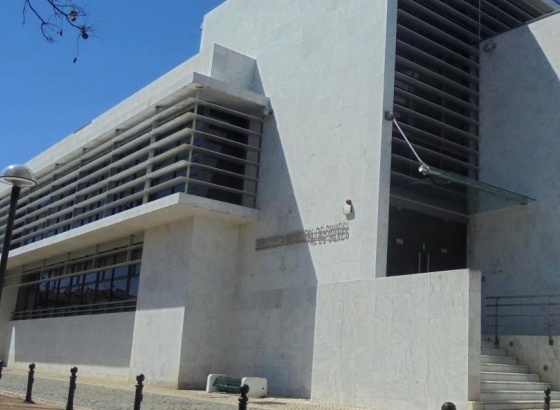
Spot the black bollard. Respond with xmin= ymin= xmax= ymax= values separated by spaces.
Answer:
xmin=238 ymin=384 xmax=249 ymax=410
xmin=441 ymin=402 xmax=456 ymax=410
xmin=133 ymin=373 xmax=145 ymax=410
xmin=24 ymin=363 xmax=35 ymax=403
xmin=545 ymin=387 xmax=551 ymax=410
xmin=0 ymin=360 xmax=3 ymax=381
xmin=66 ymin=366 xmax=78 ymax=410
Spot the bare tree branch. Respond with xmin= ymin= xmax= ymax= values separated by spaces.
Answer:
xmin=22 ymin=0 xmax=93 ymax=62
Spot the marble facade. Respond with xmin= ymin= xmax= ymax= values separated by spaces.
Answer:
xmin=3 ymin=1 xmax=560 ymax=409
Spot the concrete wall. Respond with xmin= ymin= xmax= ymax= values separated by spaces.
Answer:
xmin=0 ymin=1 xmax=490 ymax=405
xmin=498 ymin=335 xmax=560 ymax=390
xmin=6 ymin=312 xmax=135 ymax=379
xmin=312 ymin=269 xmax=481 ymax=410
xmin=0 ymin=0 xmax=402 ymax=398
xmin=178 ymin=217 xmax=240 ymax=389
xmin=129 ymin=216 xmax=239 ymax=388
xmin=227 ymin=224 xmax=317 ymax=397
xmin=129 ymin=218 xmax=194 ymax=387
xmin=202 ymin=0 xmax=395 ymax=283
xmin=202 ymin=0 xmax=396 ymax=397
xmin=470 ymin=14 xmax=560 ymax=334
xmin=0 ymin=286 xmax=19 ymax=361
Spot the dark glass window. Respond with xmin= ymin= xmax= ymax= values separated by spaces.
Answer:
xmin=12 ymin=243 xmax=143 ymax=320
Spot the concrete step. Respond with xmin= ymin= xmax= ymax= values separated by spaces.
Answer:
xmin=481 ymin=381 xmax=551 ymax=392
xmin=482 ymin=390 xmax=556 ymax=402
xmin=481 ymin=354 xmax=518 ymax=365
xmin=481 ymin=363 xmax=529 ymax=374
xmin=480 ymin=338 xmax=556 ymax=409
xmin=482 ymin=347 xmax=508 ymax=357
xmin=482 ymin=400 xmax=560 ymax=410
xmin=482 ymin=339 xmax=498 ymax=348
xmin=482 ymin=372 xmax=540 ymax=383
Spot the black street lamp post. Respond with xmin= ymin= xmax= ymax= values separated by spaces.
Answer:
xmin=0 ymin=165 xmax=37 ymax=308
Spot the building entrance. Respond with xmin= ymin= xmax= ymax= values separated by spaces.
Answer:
xmin=386 ymin=206 xmax=466 ymax=276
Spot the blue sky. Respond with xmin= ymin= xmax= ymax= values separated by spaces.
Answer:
xmin=0 ymin=0 xmax=225 ymax=168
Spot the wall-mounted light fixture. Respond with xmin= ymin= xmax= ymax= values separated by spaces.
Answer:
xmin=482 ymin=40 xmax=496 ymax=53
xmin=343 ymin=199 xmax=353 ymax=216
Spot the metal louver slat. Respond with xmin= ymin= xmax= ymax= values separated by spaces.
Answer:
xmin=395 ymin=57 xmax=479 ymax=98
xmin=480 ymin=1 xmax=523 ymax=28
xmin=391 ymin=138 xmax=479 ymax=171
xmin=396 ymin=41 xmax=479 ymax=84
xmin=0 ymin=87 xmax=265 ymax=251
xmin=398 ymin=0 xmax=480 ymax=43
xmin=396 ymin=122 xmax=478 ymax=157
xmin=394 ymin=72 xmax=479 ymax=112
xmin=397 ymin=24 xmax=479 ymax=70
xmin=397 ymin=9 xmax=480 ymax=56
xmin=394 ymin=105 xmax=479 ymax=143
xmin=394 ymin=88 xmax=479 ymax=127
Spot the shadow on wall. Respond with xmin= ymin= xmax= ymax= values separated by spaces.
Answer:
xmin=222 ymin=65 xmax=319 ymax=397
xmin=3 ymin=55 xmax=318 ymax=394
xmin=174 ymin=66 xmax=318 ymax=396
xmin=9 ymin=312 xmax=134 ymax=373
xmin=472 ymin=19 xmax=560 ymax=336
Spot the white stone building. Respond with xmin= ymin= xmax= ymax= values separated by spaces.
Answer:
xmin=2 ymin=1 xmax=560 ymax=409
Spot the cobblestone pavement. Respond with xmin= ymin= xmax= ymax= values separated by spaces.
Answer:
xmin=0 ymin=391 xmax=63 ymax=409
xmin=0 ymin=368 xmax=366 ymax=410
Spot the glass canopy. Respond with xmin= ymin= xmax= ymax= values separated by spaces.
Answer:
xmin=390 ymin=165 xmax=535 ymax=218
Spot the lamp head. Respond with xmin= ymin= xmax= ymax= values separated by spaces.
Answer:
xmin=0 ymin=164 xmax=37 ymax=187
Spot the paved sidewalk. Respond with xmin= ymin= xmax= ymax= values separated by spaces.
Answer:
xmin=0 ymin=368 xmax=367 ymax=410
xmin=0 ymin=391 xmax=64 ymax=409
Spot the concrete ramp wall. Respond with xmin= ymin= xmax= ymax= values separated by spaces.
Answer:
xmin=311 ymin=269 xmax=481 ymax=410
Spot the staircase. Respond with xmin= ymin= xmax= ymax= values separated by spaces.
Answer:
xmin=481 ymin=340 xmax=557 ymax=409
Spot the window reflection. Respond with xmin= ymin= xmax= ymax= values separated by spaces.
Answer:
xmin=13 ymin=244 xmax=143 ymax=320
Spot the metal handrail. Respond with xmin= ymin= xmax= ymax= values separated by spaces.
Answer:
xmin=486 ymin=295 xmax=560 ymax=346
